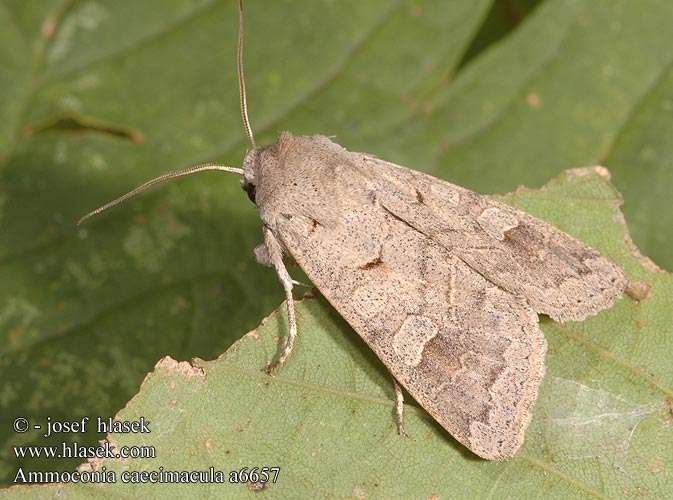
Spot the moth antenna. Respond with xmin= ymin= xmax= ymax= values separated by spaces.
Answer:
xmin=237 ymin=0 xmax=256 ymax=148
xmin=77 ymin=164 xmax=244 ymax=226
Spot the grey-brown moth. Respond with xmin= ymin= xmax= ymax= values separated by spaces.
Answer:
xmin=79 ymin=0 xmax=627 ymax=460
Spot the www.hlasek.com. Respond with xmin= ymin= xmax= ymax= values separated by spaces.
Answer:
xmin=11 ymin=416 xmax=280 ymax=486
xmin=13 ymin=439 xmax=155 ymax=460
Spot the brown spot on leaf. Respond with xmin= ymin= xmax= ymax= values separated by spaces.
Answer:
xmin=625 ymin=280 xmax=652 ymax=303
xmin=352 ymin=482 xmax=366 ymax=499
xmin=236 ymin=420 xmax=252 ymax=432
xmin=526 ymin=92 xmax=541 ymax=108
xmin=42 ymin=17 xmax=56 ymax=39
xmin=247 ymin=481 xmax=269 ymax=492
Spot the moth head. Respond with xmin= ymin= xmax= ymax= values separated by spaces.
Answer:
xmin=239 ymin=131 xmax=298 ymax=206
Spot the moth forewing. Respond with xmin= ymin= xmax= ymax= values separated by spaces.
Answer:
xmin=370 ymin=159 xmax=628 ymax=322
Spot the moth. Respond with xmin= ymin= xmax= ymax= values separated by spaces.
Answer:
xmin=80 ymin=0 xmax=627 ymax=460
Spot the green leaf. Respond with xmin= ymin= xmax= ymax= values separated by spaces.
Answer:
xmin=1 ymin=0 xmax=672 ymax=495
xmin=3 ymin=167 xmax=671 ymax=498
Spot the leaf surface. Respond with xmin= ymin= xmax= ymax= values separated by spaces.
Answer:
xmin=3 ymin=168 xmax=671 ymax=499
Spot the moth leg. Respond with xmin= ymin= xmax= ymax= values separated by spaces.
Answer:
xmin=290 ymin=278 xmax=311 ymax=288
xmin=253 ymin=244 xmax=274 ymax=267
xmin=263 ymin=227 xmax=298 ymax=374
xmin=394 ymin=379 xmax=409 ymax=437
xmin=255 ymin=243 xmax=298 ymax=269
xmin=254 ymin=245 xmax=308 ymax=286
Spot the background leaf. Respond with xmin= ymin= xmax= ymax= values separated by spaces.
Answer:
xmin=3 ymin=168 xmax=671 ymax=498
xmin=1 ymin=0 xmax=671 ymax=494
